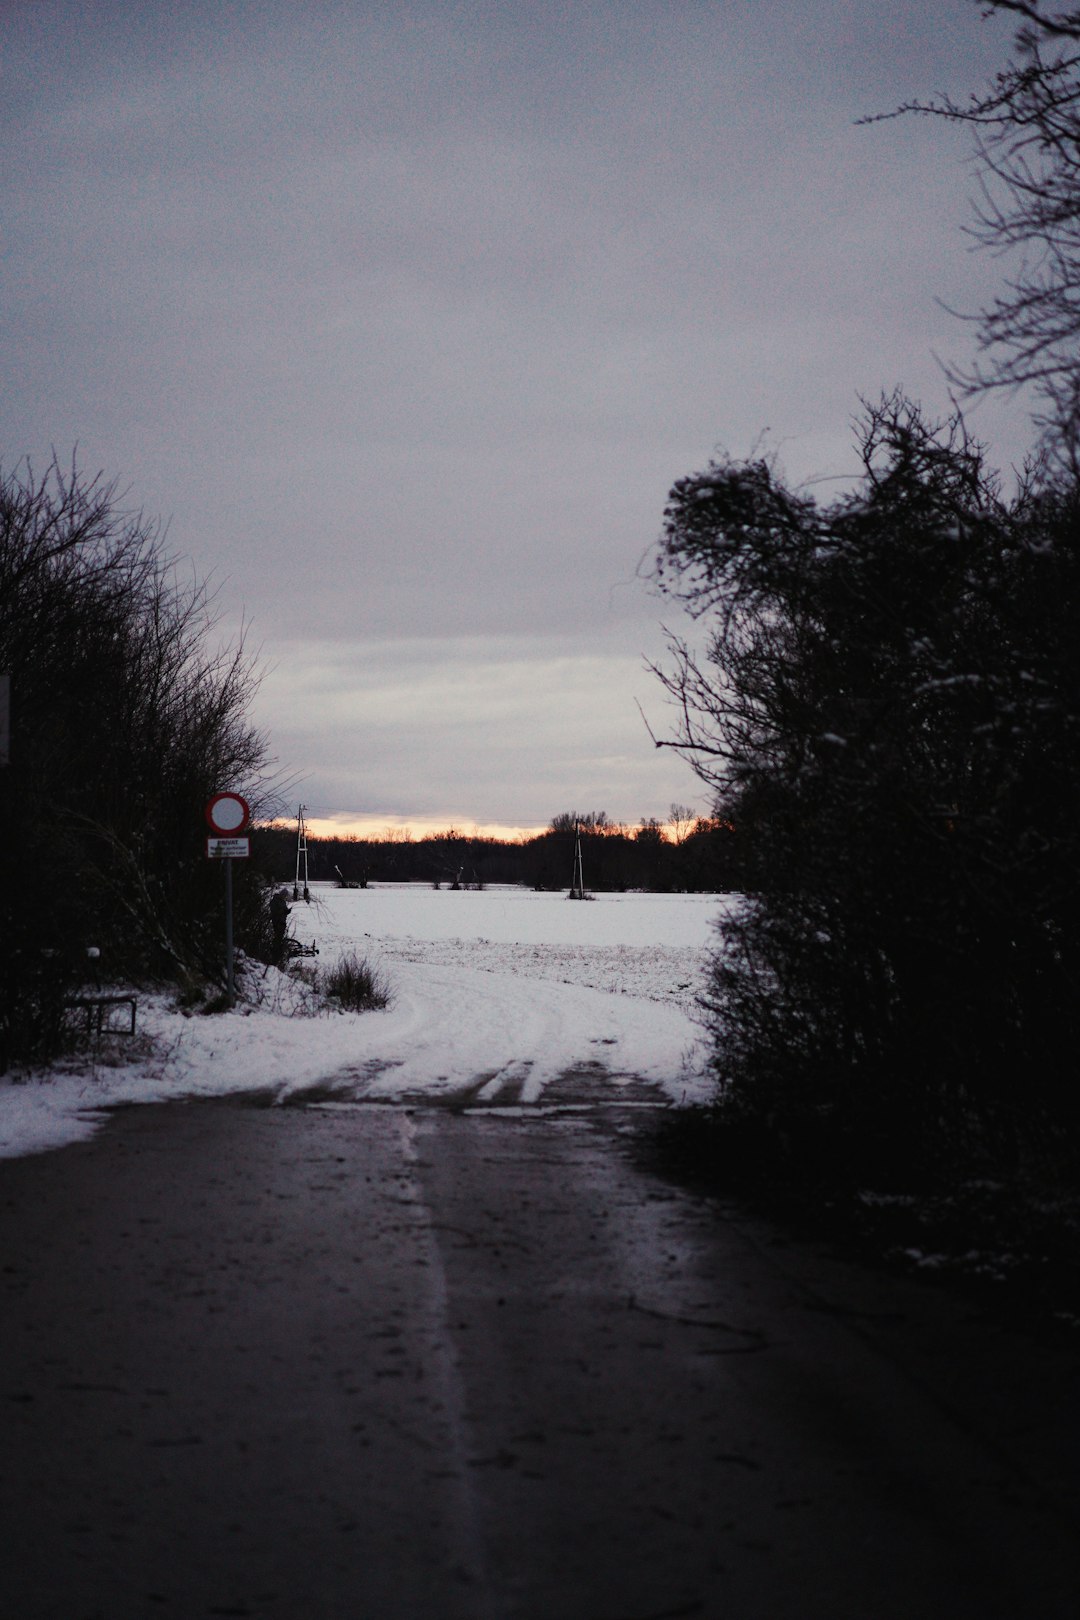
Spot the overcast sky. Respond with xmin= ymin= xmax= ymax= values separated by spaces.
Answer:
xmin=3 ymin=0 xmax=1030 ymax=836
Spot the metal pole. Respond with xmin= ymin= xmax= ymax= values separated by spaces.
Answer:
xmin=294 ymin=803 xmax=310 ymax=901
xmin=571 ymin=825 xmax=584 ymax=898
xmin=225 ymin=855 xmax=235 ymax=1006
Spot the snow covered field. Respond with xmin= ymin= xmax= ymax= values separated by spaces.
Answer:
xmin=1 ymin=885 xmax=728 ymax=1161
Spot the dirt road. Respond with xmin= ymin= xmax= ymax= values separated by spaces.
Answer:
xmin=2 ymin=1086 xmax=1077 ymax=1619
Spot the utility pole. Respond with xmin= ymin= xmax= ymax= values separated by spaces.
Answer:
xmin=293 ymin=803 xmax=311 ymax=902
xmin=569 ymin=822 xmax=586 ymax=900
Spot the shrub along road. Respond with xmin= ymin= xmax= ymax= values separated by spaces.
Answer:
xmin=2 ymin=1083 xmax=1077 ymax=1619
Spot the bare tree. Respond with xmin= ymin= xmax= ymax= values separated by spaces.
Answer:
xmin=869 ymin=2 xmax=1080 ymax=460
xmin=668 ymin=803 xmax=697 ymax=845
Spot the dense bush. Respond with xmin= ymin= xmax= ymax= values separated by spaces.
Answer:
xmin=653 ymin=395 xmax=1080 ymax=1184
xmin=0 ymin=458 xmax=273 ymax=1064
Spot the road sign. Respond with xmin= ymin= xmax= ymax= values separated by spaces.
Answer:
xmin=207 ymin=836 xmax=250 ymax=859
xmin=205 ymin=792 xmax=250 ymax=834
xmin=203 ymin=794 xmax=251 ymax=1011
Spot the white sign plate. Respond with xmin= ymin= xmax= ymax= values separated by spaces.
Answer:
xmin=207 ymin=836 xmax=250 ymax=859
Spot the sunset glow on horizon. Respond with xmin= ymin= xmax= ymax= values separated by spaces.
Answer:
xmin=272 ymin=814 xmax=552 ymax=844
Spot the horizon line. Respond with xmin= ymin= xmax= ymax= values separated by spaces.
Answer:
xmin=268 ymin=813 xmax=551 ymax=843
xmin=262 ymin=812 xmax=709 ymax=842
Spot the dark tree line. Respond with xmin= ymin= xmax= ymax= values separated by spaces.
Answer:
xmin=0 ymin=459 xmax=273 ymax=1064
xmin=253 ymin=812 xmax=735 ymax=896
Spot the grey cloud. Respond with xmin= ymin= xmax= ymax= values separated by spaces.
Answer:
xmin=1 ymin=0 xmax=1038 ymax=824
xmin=257 ymin=630 xmax=691 ymax=825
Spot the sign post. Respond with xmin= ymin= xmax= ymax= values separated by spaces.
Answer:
xmin=205 ymin=793 xmax=251 ymax=1006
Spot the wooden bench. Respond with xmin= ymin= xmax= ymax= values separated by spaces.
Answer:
xmin=64 ymin=995 xmax=138 ymax=1037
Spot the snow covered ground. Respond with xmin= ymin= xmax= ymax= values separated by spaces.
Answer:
xmin=0 ymin=885 xmax=729 ymax=1161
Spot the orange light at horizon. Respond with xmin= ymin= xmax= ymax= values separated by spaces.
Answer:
xmin=263 ymin=814 xmax=552 ymax=843
xmin=260 ymin=812 xmax=711 ymax=843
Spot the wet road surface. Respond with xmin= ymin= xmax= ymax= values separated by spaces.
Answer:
xmin=2 ymin=1084 xmax=1078 ymax=1618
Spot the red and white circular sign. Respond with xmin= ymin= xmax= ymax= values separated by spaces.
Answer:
xmin=205 ymin=792 xmax=250 ymax=834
